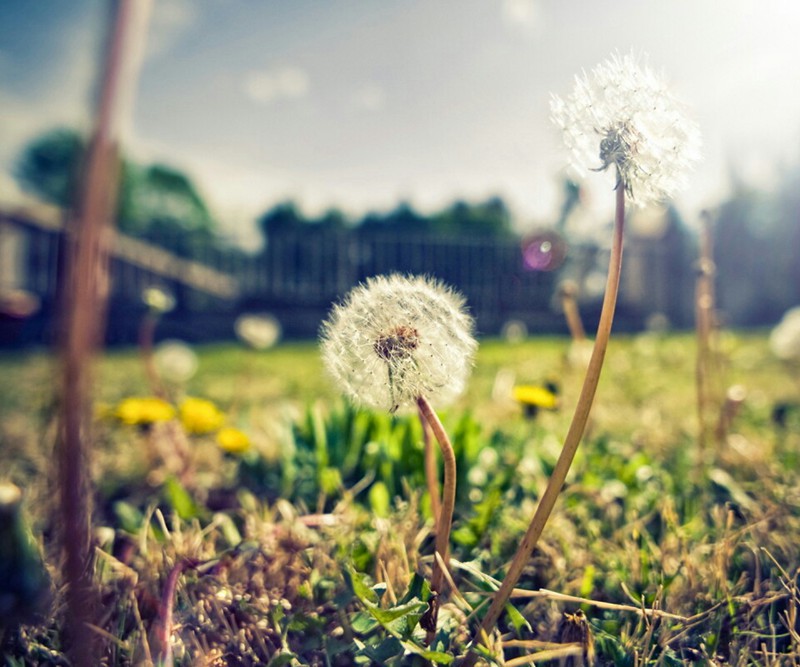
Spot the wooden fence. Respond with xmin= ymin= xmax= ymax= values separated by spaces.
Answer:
xmin=0 ymin=206 xmax=244 ymax=344
xmin=0 ymin=205 xmax=696 ymax=346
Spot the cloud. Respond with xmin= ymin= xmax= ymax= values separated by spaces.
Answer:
xmin=243 ymin=66 xmax=310 ymax=105
xmin=502 ymin=0 xmax=540 ymax=32
xmin=351 ymin=84 xmax=386 ymax=112
xmin=0 ymin=22 xmax=97 ymax=172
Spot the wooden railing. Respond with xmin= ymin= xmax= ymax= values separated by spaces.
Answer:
xmin=1 ymin=205 xmax=240 ymax=302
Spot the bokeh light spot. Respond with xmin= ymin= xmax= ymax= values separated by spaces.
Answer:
xmin=521 ymin=231 xmax=566 ymax=272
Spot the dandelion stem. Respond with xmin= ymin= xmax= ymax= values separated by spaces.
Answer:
xmin=139 ymin=313 xmax=166 ymax=398
xmin=560 ymin=285 xmax=586 ymax=342
xmin=150 ymin=558 xmax=201 ymax=667
xmin=57 ymin=3 xmax=149 ymax=663
xmin=417 ymin=394 xmax=456 ymax=644
xmin=459 ymin=182 xmax=626 ymax=666
xmin=695 ymin=210 xmax=716 ymax=456
xmin=419 ymin=404 xmax=442 ymax=525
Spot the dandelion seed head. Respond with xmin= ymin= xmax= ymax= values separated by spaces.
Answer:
xmin=374 ymin=325 xmax=420 ymax=361
xmin=154 ymin=339 xmax=198 ymax=383
xmin=319 ymin=274 xmax=477 ymax=412
xmin=551 ymin=52 xmax=702 ymax=207
xmin=235 ymin=313 xmax=282 ymax=350
xmin=142 ymin=285 xmax=176 ymax=314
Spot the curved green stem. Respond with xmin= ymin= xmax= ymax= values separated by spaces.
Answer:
xmin=417 ymin=394 xmax=456 ymax=644
xmin=459 ymin=184 xmax=626 ymax=666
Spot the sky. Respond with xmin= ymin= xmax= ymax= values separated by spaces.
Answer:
xmin=2 ymin=0 xmax=800 ymax=248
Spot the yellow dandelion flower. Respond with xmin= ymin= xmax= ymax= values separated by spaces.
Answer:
xmin=180 ymin=397 xmax=225 ymax=435
xmin=216 ymin=427 xmax=251 ymax=454
xmin=115 ymin=397 xmax=176 ymax=425
xmin=512 ymin=385 xmax=558 ymax=419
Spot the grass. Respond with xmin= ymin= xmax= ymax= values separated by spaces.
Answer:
xmin=1 ymin=332 xmax=799 ymax=665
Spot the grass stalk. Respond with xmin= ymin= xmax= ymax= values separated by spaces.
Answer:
xmin=459 ymin=182 xmax=626 ymax=666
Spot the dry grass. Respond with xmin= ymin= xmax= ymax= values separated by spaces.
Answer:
xmin=1 ymin=332 xmax=799 ymax=665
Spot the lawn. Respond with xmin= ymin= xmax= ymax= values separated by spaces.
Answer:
xmin=1 ymin=332 xmax=799 ymax=665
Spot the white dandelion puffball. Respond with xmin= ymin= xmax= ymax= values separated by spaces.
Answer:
xmin=142 ymin=286 xmax=176 ymax=314
xmin=551 ymin=52 xmax=701 ymax=207
xmin=320 ymin=274 xmax=478 ymax=412
xmin=769 ymin=307 xmax=800 ymax=361
xmin=235 ymin=313 xmax=282 ymax=350
xmin=154 ymin=339 xmax=198 ymax=383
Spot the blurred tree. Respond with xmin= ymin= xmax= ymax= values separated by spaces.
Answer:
xmin=360 ymin=202 xmax=428 ymax=233
xmin=14 ymin=127 xmax=84 ymax=207
xmin=385 ymin=202 xmax=427 ymax=230
xmin=432 ymin=196 xmax=513 ymax=236
xmin=474 ymin=195 xmax=513 ymax=236
xmin=123 ymin=164 xmax=215 ymax=256
xmin=314 ymin=208 xmax=347 ymax=231
xmin=257 ymin=200 xmax=304 ymax=239
xmin=257 ymin=196 xmax=514 ymax=241
xmin=138 ymin=165 xmax=212 ymax=229
xmin=14 ymin=128 xmax=217 ymax=259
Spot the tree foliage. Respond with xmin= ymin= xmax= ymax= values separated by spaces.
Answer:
xmin=14 ymin=127 xmax=216 ymax=258
xmin=257 ymin=195 xmax=514 ymax=246
xmin=257 ymin=201 xmax=304 ymax=238
xmin=15 ymin=128 xmax=84 ymax=208
xmin=121 ymin=164 xmax=212 ymax=232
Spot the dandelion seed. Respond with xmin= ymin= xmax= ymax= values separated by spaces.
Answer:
xmin=551 ymin=52 xmax=701 ymax=206
xmin=319 ymin=274 xmax=477 ymax=412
